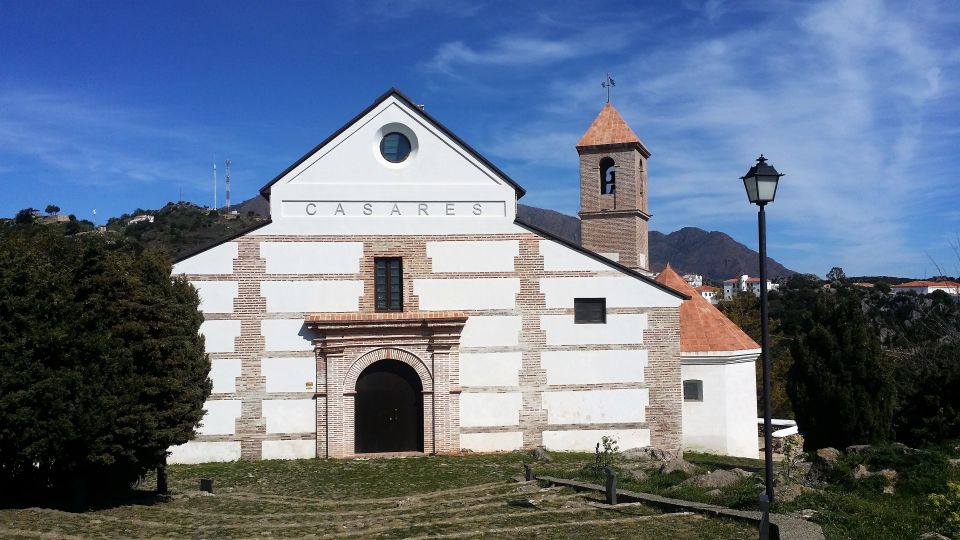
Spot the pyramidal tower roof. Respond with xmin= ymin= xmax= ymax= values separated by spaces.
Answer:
xmin=577 ymin=102 xmax=649 ymax=154
xmin=656 ymin=264 xmax=760 ymax=353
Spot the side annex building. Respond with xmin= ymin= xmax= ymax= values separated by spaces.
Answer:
xmin=169 ymin=88 xmax=759 ymax=463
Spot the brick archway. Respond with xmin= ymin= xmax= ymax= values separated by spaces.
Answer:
xmin=306 ymin=312 xmax=467 ymax=458
xmin=345 ymin=347 xmax=432 ymax=393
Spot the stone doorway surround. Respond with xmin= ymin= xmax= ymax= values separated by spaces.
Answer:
xmin=305 ymin=311 xmax=467 ymax=458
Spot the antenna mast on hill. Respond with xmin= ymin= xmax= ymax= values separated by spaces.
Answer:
xmin=225 ymin=159 xmax=231 ymax=211
xmin=212 ymin=160 xmax=218 ymax=210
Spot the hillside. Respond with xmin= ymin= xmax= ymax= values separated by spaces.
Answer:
xmin=105 ymin=202 xmax=268 ymax=259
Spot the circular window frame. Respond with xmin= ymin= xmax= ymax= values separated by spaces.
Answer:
xmin=380 ymin=132 xmax=412 ymax=163
xmin=374 ymin=123 xmax=419 ymax=169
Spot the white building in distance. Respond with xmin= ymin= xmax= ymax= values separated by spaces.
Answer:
xmin=891 ymin=280 xmax=960 ymax=296
xmin=169 ymin=88 xmax=759 ymax=463
xmin=723 ymin=275 xmax=779 ymax=300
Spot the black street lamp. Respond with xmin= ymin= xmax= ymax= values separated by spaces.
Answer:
xmin=741 ymin=154 xmax=784 ymax=539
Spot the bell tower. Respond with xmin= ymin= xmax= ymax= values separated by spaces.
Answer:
xmin=577 ymin=103 xmax=651 ymax=271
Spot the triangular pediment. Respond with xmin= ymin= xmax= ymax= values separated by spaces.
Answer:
xmin=259 ymin=88 xmax=524 ymax=199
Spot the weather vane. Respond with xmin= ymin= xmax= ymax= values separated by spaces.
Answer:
xmin=601 ymin=73 xmax=616 ymax=103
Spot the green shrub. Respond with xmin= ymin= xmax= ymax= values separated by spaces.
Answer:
xmin=929 ymin=481 xmax=960 ymax=539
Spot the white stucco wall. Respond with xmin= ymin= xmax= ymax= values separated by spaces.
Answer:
xmin=198 ymin=400 xmax=241 ymax=435
xmin=199 ymin=320 xmax=242 ymax=353
xmin=427 ymin=240 xmax=518 ymax=272
xmin=460 ymin=316 xmax=521 ymax=347
xmin=261 ymin=319 xmax=313 ymax=351
xmin=262 ymin=399 xmax=316 ymax=434
xmin=191 ymin=281 xmax=239 ymax=313
xmin=262 ymin=357 xmax=316 ymax=393
xmin=210 ymin=358 xmax=242 ymax=394
xmin=681 ymin=359 xmax=759 ymax=458
xmin=459 ymin=392 xmax=522 ymax=427
xmin=540 ymin=240 xmax=612 ymax=272
xmin=460 ymin=431 xmax=524 ymax=452
xmin=172 ymin=242 xmax=237 ymax=275
xmin=542 ymin=429 xmax=650 ymax=451
xmin=168 ymin=441 xmax=241 ymax=464
xmin=543 ymin=389 xmax=648 ymax=424
xmin=415 ymin=278 xmax=519 ymax=310
xmin=261 ymin=280 xmax=364 ymax=312
xmin=541 ymin=350 xmax=646 ymax=385
xmin=261 ymin=242 xmax=363 ymax=274
xmin=262 ymin=440 xmax=316 ymax=460
xmin=541 ymin=314 xmax=647 ymax=346
xmin=460 ymin=352 xmax=522 ymax=387
xmin=540 ymin=277 xmax=679 ymax=308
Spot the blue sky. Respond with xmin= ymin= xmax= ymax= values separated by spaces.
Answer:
xmin=2 ymin=0 xmax=959 ymax=278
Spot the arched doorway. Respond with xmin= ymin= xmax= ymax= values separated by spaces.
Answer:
xmin=354 ymin=359 xmax=424 ymax=453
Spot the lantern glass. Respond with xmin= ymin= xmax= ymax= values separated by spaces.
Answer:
xmin=743 ymin=177 xmax=759 ymax=203
xmin=756 ymin=176 xmax=779 ymax=203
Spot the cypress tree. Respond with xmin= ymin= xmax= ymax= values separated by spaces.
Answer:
xmin=787 ymin=285 xmax=894 ymax=450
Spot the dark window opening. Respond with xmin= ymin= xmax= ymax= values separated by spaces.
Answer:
xmin=380 ymin=132 xmax=412 ymax=163
xmin=683 ymin=380 xmax=703 ymax=402
xmin=599 ymin=157 xmax=616 ymax=194
xmin=375 ymin=257 xmax=403 ymax=311
xmin=574 ymin=298 xmax=606 ymax=324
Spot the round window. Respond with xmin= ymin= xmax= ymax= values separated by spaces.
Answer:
xmin=380 ymin=132 xmax=412 ymax=163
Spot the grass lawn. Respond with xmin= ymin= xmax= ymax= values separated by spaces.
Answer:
xmin=537 ymin=446 xmax=960 ymax=540
xmin=0 ymin=453 xmax=755 ymax=539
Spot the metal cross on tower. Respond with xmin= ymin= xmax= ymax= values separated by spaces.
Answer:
xmin=601 ymin=73 xmax=616 ymax=103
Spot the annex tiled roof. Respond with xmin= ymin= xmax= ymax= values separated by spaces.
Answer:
xmin=695 ymin=285 xmax=719 ymax=292
xmin=892 ymin=280 xmax=960 ymax=288
xmin=657 ymin=264 xmax=760 ymax=353
xmin=576 ymin=103 xmax=648 ymax=152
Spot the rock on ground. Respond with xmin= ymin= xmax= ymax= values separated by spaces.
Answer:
xmin=659 ymin=457 xmax=696 ymax=476
xmin=805 ymin=448 xmax=840 ymax=486
xmin=683 ymin=468 xmax=752 ymax=489
xmin=532 ymin=447 xmax=552 ymax=462
xmin=621 ymin=447 xmax=674 ymax=462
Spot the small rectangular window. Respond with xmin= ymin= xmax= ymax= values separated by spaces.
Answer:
xmin=683 ymin=380 xmax=703 ymax=402
xmin=375 ymin=257 xmax=403 ymax=311
xmin=574 ymin=298 xmax=606 ymax=324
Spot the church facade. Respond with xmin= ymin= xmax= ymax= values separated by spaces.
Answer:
xmin=169 ymin=88 xmax=758 ymax=463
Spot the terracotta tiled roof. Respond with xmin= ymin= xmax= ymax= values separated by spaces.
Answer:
xmin=893 ymin=280 xmax=960 ymax=288
xmin=577 ymin=103 xmax=646 ymax=149
xmin=657 ymin=264 xmax=760 ymax=353
xmin=695 ymin=285 xmax=719 ymax=292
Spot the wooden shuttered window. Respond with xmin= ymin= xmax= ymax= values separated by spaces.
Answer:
xmin=375 ymin=257 xmax=403 ymax=311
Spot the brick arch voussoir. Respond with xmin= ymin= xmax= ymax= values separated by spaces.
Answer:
xmin=345 ymin=347 xmax=433 ymax=392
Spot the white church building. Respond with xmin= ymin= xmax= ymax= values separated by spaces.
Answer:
xmin=169 ymin=88 xmax=759 ymax=463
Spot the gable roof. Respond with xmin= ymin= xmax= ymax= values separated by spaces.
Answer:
xmin=656 ymin=264 xmax=760 ymax=353
xmin=576 ymin=102 xmax=650 ymax=156
xmin=893 ymin=280 xmax=960 ymax=288
xmin=258 ymin=87 xmax=526 ymax=200
xmin=514 ymin=218 xmax=687 ymax=300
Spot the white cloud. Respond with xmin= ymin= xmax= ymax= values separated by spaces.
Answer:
xmin=426 ymin=29 xmax=632 ymax=73
xmin=460 ymin=0 xmax=958 ymax=276
xmin=0 ymin=91 xmax=211 ymax=189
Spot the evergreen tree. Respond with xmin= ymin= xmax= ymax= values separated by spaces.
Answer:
xmin=0 ymin=226 xmax=211 ymax=502
xmin=787 ymin=285 xmax=895 ymax=450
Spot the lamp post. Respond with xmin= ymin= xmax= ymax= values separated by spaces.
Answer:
xmin=740 ymin=154 xmax=783 ymax=539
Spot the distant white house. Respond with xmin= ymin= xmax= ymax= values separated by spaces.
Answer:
xmin=128 ymin=214 xmax=155 ymax=225
xmin=683 ymin=273 xmax=703 ymax=288
xmin=695 ymin=285 xmax=720 ymax=305
xmin=723 ymin=275 xmax=779 ymax=300
xmin=892 ymin=280 xmax=960 ymax=296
